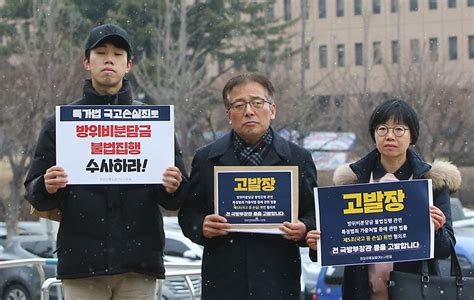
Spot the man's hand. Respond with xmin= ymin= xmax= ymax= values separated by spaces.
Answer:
xmin=44 ymin=166 xmax=68 ymax=194
xmin=203 ymin=214 xmax=231 ymax=239
xmin=280 ymin=221 xmax=307 ymax=242
xmin=162 ymin=166 xmax=183 ymax=194
xmin=305 ymin=230 xmax=321 ymax=251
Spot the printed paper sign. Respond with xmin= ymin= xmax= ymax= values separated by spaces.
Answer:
xmin=315 ymin=179 xmax=434 ymax=266
xmin=214 ymin=166 xmax=298 ymax=234
xmin=56 ymin=105 xmax=174 ymax=184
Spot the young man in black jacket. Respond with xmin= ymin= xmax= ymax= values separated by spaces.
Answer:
xmin=24 ymin=24 xmax=187 ymax=299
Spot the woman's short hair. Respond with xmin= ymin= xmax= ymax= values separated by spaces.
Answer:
xmin=368 ymin=99 xmax=420 ymax=144
xmin=222 ymin=73 xmax=275 ymax=108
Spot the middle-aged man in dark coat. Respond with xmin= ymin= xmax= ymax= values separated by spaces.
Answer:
xmin=24 ymin=24 xmax=187 ymax=299
xmin=178 ymin=73 xmax=318 ymax=300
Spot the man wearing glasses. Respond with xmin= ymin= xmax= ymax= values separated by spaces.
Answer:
xmin=179 ymin=73 xmax=317 ymax=299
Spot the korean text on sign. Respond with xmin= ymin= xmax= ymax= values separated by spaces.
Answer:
xmin=76 ymin=125 xmax=151 ymax=138
xmin=343 ymin=189 xmax=405 ymax=214
xmin=72 ymin=108 xmax=160 ymax=119
xmin=234 ymin=177 xmax=276 ymax=192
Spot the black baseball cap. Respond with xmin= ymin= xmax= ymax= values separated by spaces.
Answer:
xmin=85 ymin=24 xmax=132 ymax=58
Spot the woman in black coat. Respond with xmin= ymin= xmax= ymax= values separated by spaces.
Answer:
xmin=306 ymin=99 xmax=461 ymax=300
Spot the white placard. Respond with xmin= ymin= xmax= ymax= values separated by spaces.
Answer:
xmin=56 ymin=105 xmax=174 ymax=184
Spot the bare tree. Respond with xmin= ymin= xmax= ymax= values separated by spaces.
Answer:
xmin=132 ymin=0 xmax=220 ymax=162
xmin=319 ymin=40 xmax=473 ymax=163
xmin=384 ymin=57 xmax=473 ymax=162
xmin=0 ymin=0 xmax=83 ymax=244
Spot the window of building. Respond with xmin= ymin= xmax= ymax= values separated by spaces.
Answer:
xmin=302 ymin=0 xmax=310 ymax=19
xmin=318 ymin=95 xmax=331 ymax=112
xmin=448 ymin=0 xmax=456 ymax=8
xmin=336 ymin=0 xmax=344 ymax=17
xmin=354 ymin=0 xmax=362 ymax=15
xmin=410 ymin=39 xmax=420 ymax=62
xmin=469 ymin=0 xmax=474 ymax=7
xmin=449 ymin=36 xmax=458 ymax=60
xmin=319 ymin=0 xmax=327 ymax=18
xmin=337 ymin=44 xmax=345 ymax=66
xmin=303 ymin=45 xmax=310 ymax=69
xmin=355 ymin=43 xmax=363 ymax=66
xmin=428 ymin=0 xmax=437 ymax=9
xmin=391 ymin=0 xmax=399 ymax=12
xmin=429 ymin=38 xmax=439 ymax=61
xmin=392 ymin=40 xmax=399 ymax=63
xmin=410 ymin=0 xmax=418 ymax=11
xmin=284 ymin=0 xmax=292 ymax=21
xmin=468 ymin=35 xmax=474 ymax=59
xmin=266 ymin=1 xmax=275 ymax=20
xmin=319 ymin=45 xmax=328 ymax=68
xmin=373 ymin=41 xmax=382 ymax=64
xmin=373 ymin=0 xmax=381 ymax=13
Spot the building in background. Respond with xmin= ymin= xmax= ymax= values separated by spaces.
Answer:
xmin=210 ymin=0 xmax=474 ymax=94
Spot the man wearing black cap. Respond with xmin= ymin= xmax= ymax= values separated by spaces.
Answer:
xmin=24 ymin=24 xmax=187 ymax=299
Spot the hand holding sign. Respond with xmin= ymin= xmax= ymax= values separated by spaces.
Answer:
xmin=280 ymin=221 xmax=307 ymax=241
xmin=203 ymin=214 xmax=231 ymax=239
xmin=44 ymin=166 xmax=68 ymax=194
xmin=162 ymin=166 xmax=183 ymax=194
xmin=306 ymin=230 xmax=321 ymax=251
xmin=430 ymin=206 xmax=446 ymax=231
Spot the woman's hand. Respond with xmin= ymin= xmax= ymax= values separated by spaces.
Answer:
xmin=305 ymin=230 xmax=321 ymax=251
xmin=430 ymin=205 xmax=446 ymax=232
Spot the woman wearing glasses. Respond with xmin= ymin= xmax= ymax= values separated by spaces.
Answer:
xmin=306 ymin=99 xmax=461 ymax=300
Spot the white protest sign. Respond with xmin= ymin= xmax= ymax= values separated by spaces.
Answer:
xmin=56 ymin=105 xmax=174 ymax=184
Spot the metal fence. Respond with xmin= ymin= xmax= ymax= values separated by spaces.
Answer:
xmin=0 ymin=258 xmax=201 ymax=300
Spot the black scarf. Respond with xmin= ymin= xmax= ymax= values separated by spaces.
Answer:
xmin=232 ymin=128 xmax=273 ymax=166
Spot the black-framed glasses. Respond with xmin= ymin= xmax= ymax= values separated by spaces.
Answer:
xmin=227 ymin=98 xmax=272 ymax=113
xmin=375 ymin=125 xmax=409 ymax=137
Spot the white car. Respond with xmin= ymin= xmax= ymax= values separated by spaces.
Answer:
xmin=160 ymin=218 xmax=203 ymax=300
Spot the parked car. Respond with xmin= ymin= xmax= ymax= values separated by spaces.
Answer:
xmin=0 ymin=235 xmax=59 ymax=300
xmin=452 ymin=197 xmax=474 ymax=228
xmin=440 ymin=226 xmax=474 ymax=277
xmin=314 ymin=197 xmax=474 ymax=300
xmin=315 ymin=265 xmax=343 ymax=300
xmin=0 ymin=222 xmax=45 ymax=247
xmin=160 ymin=221 xmax=203 ymax=300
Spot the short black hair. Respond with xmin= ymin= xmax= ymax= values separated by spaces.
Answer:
xmin=222 ymin=73 xmax=275 ymax=108
xmin=368 ymin=99 xmax=419 ymax=144
xmin=85 ymin=36 xmax=132 ymax=61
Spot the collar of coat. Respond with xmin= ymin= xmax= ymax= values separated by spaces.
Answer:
xmin=333 ymin=147 xmax=461 ymax=193
xmin=77 ymin=79 xmax=134 ymax=105
xmin=207 ymin=127 xmax=291 ymax=163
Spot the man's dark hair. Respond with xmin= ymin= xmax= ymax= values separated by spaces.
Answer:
xmin=368 ymin=99 xmax=420 ymax=144
xmin=222 ymin=73 xmax=276 ymax=108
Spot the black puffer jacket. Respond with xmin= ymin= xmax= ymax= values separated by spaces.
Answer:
xmin=24 ymin=79 xmax=188 ymax=279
